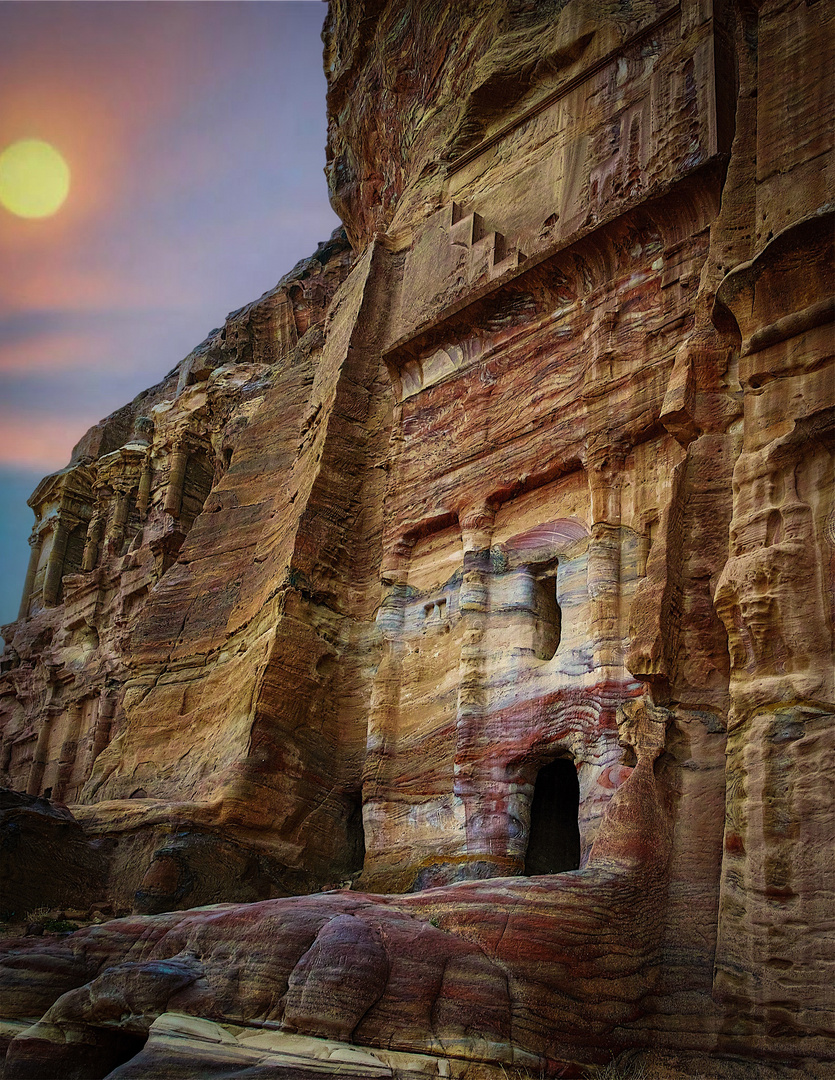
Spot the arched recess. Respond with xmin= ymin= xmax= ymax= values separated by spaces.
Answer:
xmin=524 ymin=756 xmax=581 ymax=875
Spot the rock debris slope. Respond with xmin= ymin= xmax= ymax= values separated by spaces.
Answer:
xmin=1 ymin=0 xmax=833 ymax=1077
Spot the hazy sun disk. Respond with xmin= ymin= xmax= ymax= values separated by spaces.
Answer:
xmin=0 ymin=139 xmax=70 ymax=218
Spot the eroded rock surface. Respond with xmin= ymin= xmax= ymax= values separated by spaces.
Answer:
xmin=0 ymin=0 xmax=833 ymax=1076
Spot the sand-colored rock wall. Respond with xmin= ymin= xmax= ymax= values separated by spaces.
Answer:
xmin=0 ymin=0 xmax=832 ymax=1075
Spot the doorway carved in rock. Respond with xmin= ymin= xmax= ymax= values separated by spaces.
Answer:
xmin=524 ymin=756 xmax=581 ymax=875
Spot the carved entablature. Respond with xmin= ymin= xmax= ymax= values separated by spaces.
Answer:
xmin=95 ymin=445 xmax=148 ymax=489
xmin=389 ymin=1 xmax=727 ymax=351
xmin=28 ymin=465 xmax=95 ymax=528
xmin=22 ymin=466 xmax=96 ymax=613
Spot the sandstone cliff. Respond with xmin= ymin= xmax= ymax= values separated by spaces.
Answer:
xmin=1 ymin=1 xmax=833 ymax=1077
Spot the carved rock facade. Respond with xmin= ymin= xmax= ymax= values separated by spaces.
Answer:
xmin=1 ymin=0 xmax=832 ymax=1076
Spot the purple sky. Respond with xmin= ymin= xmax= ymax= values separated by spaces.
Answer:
xmin=0 ymin=1 xmax=340 ymax=627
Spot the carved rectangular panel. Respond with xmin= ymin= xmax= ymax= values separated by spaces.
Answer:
xmin=393 ymin=3 xmax=724 ymax=349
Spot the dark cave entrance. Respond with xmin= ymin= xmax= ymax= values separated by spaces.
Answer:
xmin=523 ymin=757 xmax=581 ymax=875
xmin=346 ymin=793 xmax=366 ymax=875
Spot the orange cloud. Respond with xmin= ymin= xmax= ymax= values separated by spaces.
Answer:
xmin=0 ymin=414 xmax=94 ymax=473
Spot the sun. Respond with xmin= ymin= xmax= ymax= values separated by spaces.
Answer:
xmin=0 ymin=139 xmax=70 ymax=219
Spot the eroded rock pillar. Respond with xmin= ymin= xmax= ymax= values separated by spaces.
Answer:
xmin=42 ymin=517 xmax=72 ymax=608
xmin=714 ymin=441 xmax=835 ymax=1042
xmin=82 ymin=511 xmax=104 ymax=572
xmin=710 ymin=205 xmax=835 ymax=1047
xmin=52 ymin=699 xmax=83 ymax=802
xmin=587 ymin=447 xmax=626 ymax=672
xmin=25 ymin=713 xmax=52 ymax=796
xmin=454 ymin=504 xmax=503 ymax=871
xmin=18 ymin=531 xmax=43 ymax=619
xmin=164 ymin=437 xmax=189 ymax=518
xmin=136 ymin=455 xmax=153 ymax=519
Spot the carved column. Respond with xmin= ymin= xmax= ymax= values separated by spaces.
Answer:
xmin=42 ymin=516 xmax=72 ymax=607
xmin=106 ymin=485 xmax=131 ymax=550
xmin=364 ymin=537 xmax=413 ymax=815
xmin=587 ymin=445 xmax=627 ymax=672
xmin=75 ymin=690 xmax=115 ymax=795
xmin=52 ymin=699 xmax=83 ymax=802
xmin=636 ymin=527 xmax=652 ymax=580
xmin=25 ymin=713 xmax=52 ymax=796
xmin=91 ymin=690 xmax=116 ymax=765
xmin=82 ymin=510 xmax=104 ymax=571
xmin=453 ymin=504 xmax=500 ymax=868
xmin=136 ymin=453 xmax=153 ymax=519
xmin=18 ymin=531 xmax=44 ymax=619
xmin=164 ymin=436 xmax=189 ymax=518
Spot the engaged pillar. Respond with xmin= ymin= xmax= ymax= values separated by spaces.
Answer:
xmin=164 ymin=437 xmax=189 ymax=518
xmin=455 ymin=505 xmax=495 ymax=769
xmin=18 ymin=531 xmax=43 ymax=620
xmin=91 ymin=691 xmax=116 ymax=765
xmin=364 ymin=538 xmax=413 ymax=799
xmin=136 ymin=455 xmax=153 ymax=519
xmin=52 ymin=699 xmax=83 ymax=802
xmin=82 ymin=511 xmax=103 ymax=571
xmin=107 ymin=486 xmax=131 ymax=550
xmin=454 ymin=505 xmax=503 ymax=869
xmin=26 ymin=713 xmax=52 ymax=796
xmin=587 ymin=446 xmax=627 ymax=672
xmin=42 ymin=517 xmax=71 ymax=608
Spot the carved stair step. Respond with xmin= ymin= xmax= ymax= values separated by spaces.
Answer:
xmin=491 ymin=245 xmax=527 ymax=279
xmin=468 ymin=232 xmax=499 ymax=280
xmin=449 ymin=210 xmax=485 ymax=247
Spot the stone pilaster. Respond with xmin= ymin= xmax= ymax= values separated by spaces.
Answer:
xmin=82 ymin=510 xmax=104 ymax=572
xmin=25 ymin=712 xmax=52 ymax=796
xmin=107 ymin=485 xmax=131 ymax=549
xmin=364 ymin=537 xmax=413 ymax=796
xmin=18 ymin=530 xmax=44 ymax=619
xmin=136 ymin=453 xmax=153 ymax=519
xmin=587 ymin=446 xmax=627 ymax=673
xmin=52 ymin=699 xmax=83 ymax=802
xmin=164 ymin=437 xmax=189 ymax=518
xmin=91 ymin=690 xmax=116 ymax=766
xmin=42 ymin=517 xmax=72 ymax=608
xmin=453 ymin=504 xmax=499 ymax=866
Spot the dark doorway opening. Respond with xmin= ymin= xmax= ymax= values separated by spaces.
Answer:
xmin=524 ymin=757 xmax=580 ymax=875
xmin=532 ymin=574 xmax=561 ymax=661
xmin=345 ymin=793 xmax=366 ymax=876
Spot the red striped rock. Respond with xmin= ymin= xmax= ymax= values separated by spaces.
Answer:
xmin=1 ymin=0 xmax=833 ymax=1075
